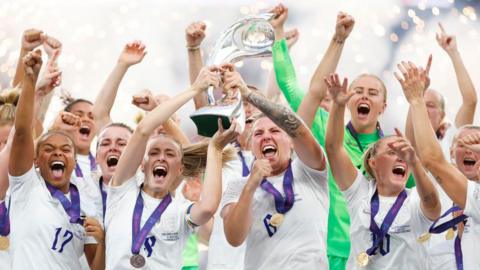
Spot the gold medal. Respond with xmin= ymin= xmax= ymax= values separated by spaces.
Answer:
xmin=356 ymin=252 xmax=369 ymax=267
xmin=417 ymin=232 xmax=431 ymax=243
xmin=270 ymin=213 xmax=284 ymax=227
xmin=445 ymin=228 xmax=455 ymax=240
xmin=0 ymin=236 xmax=9 ymax=250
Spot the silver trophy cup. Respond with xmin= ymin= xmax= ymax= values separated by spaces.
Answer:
xmin=190 ymin=13 xmax=275 ymax=137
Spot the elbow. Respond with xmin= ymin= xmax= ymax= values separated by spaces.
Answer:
xmin=419 ymin=152 xmax=445 ymax=172
xmin=225 ymin=233 xmax=244 ymax=247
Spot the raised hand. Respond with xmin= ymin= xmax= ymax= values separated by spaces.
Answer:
xmin=221 ymin=63 xmax=249 ymax=98
xmin=182 ymin=178 xmax=203 ymax=202
xmin=211 ymin=118 xmax=239 ymax=151
xmin=118 ymin=41 xmax=147 ymax=67
xmin=22 ymin=29 xmax=45 ymax=51
xmin=285 ymin=28 xmax=300 ymax=49
xmin=334 ymin=11 xmax=355 ymax=42
xmin=185 ymin=21 xmax=206 ymax=48
xmin=36 ymin=50 xmax=62 ymax=97
xmin=436 ymin=23 xmax=457 ymax=54
xmin=394 ymin=61 xmax=427 ymax=103
xmin=248 ymin=159 xmax=272 ymax=186
xmin=324 ymin=73 xmax=352 ymax=106
xmin=458 ymin=133 xmax=480 ymax=153
xmin=191 ymin=65 xmax=221 ymax=93
xmin=268 ymin=4 xmax=288 ymax=38
xmin=53 ymin=111 xmax=81 ymax=133
xmin=388 ymin=128 xmax=417 ymax=164
xmin=131 ymin=89 xmax=158 ymax=112
xmin=84 ymin=217 xmax=105 ymax=244
xmin=43 ymin=35 xmax=62 ymax=58
xmin=23 ymin=49 xmax=43 ymax=83
xmin=424 ymin=54 xmax=432 ymax=90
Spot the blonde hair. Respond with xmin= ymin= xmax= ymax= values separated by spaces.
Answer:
xmin=349 ymin=73 xmax=387 ymax=103
xmin=363 ymin=135 xmax=395 ymax=179
xmin=0 ymin=87 xmax=20 ymax=126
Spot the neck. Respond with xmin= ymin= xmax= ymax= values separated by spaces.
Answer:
xmin=101 ymin=174 xmax=112 ymax=185
xmin=270 ymin=160 xmax=290 ymax=177
xmin=142 ymin=185 xmax=169 ymax=199
xmin=351 ymin=120 xmax=377 ymax=134
xmin=376 ymin=181 xmax=404 ymax=197
xmin=237 ymin=137 xmax=249 ymax=151
xmin=78 ymin=148 xmax=90 ymax=156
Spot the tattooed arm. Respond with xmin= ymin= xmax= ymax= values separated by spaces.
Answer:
xmin=222 ymin=64 xmax=325 ymax=171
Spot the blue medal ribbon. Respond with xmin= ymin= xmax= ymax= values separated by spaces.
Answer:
xmin=98 ymin=177 xmax=107 ymax=219
xmin=346 ymin=121 xmax=384 ymax=152
xmin=131 ymin=190 xmax=172 ymax=255
xmin=75 ymin=153 xmax=97 ymax=178
xmin=260 ymin=160 xmax=294 ymax=214
xmin=0 ymin=199 xmax=11 ymax=236
xmin=365 ymin=189 xmax=407 ymax=257
xmin=45 ymin=182 xmax=83 ymax=225
xmin=233 ymin=141 xmax=250 ymax=177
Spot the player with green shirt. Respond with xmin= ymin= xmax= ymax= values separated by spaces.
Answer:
xmin=268 ymin=5 xmax=415 ymax=270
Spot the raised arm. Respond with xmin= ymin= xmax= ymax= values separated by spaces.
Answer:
xmin=223 ymin=64 xmax=325 ymax=171
xmin=298 ymin=12 xmax=354 ymax=127
xmin=93 ymin=41 xmax=147 ymax=132
xmin=0 ymin=128 xmax=15 ymax=199
xmin=131 ymin=89 xmax=190 ymax=146
xmin=388 ymin=129 xmax=440 ymax=220
xmin=12 ymin=29 xmax=45 ymax=87
xmin=185 ymin=22 xmax=208 ymax=110
xmin=324 ymin=73 xmax=357 ymax=190
xmin=9 ymin=50 xmax=42 ymax=176
xmin=436 ymin=23 xmax=477 ymax=127
xmin=396 ymin=62 xmax=468 ymax=208
xmin=112 ymin=66 xmax=219 ymax=186
xmin=190 ymin=120 xmax=238 ymax=226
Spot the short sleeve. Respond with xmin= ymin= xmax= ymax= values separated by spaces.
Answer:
xmin=342 ymin=169 xmax=370 ymax=208
xmin=106 ymin=175 xmax=137 ymax=212
xmin=220 ymin=179 xmax=246 ymax=215
xmin=464 ymin=180 xmax=480 ymax=222
xmin=8 ymin=166 xmax=39 ymax=199
xmin=408 ymin=188 xmax=433 ymax=234
xmin=292 ymin=155 xmax=328 ymax=191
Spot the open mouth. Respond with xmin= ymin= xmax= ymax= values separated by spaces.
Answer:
xmin=357 ymin=103 xmax=370 ymax=116
xmin=463 ymin=158 xmax=476 ymax=167
xmin=79 ymin=126 xmax=91 ymax=139
xmin=50 ymin=161 xmax=65 ymax=179
xmin=245 ymin=118 xmax=254 ymax=125
xmin=106 ymin=155 xmax=119 ymax=167
xmin=262 ymin=145 xmax=277 ymax=158
xmin=392 ymin=165 xmax=406 ymax=178
xmin=153 ymin=165 xmax=168 ymax=179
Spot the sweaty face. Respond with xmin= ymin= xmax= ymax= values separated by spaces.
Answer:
xmin=452 ymin=129 xmax=480 ymax=180
xmin=68 ymin=102 xmax=95 ymax=154
xmin=251 ymin=117 xmax=292 ymax=175
xmin=368 ymin=137 xmax=410 ymax=194
xmin=0 ymin=124 xmax=12 ymax=151
xmin=142 ymin=136 xmax=183 ymax=193
xmin=347 ymin=76 xmax=386 ymax=132
xmin=36 ymin=133 xmax=76 ymax=191
xmin=96 ymin=126 xmax=131 ymax=181
xmin=424 ymin=90 xmax=445 ymax=133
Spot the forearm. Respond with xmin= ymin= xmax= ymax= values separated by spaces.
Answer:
xmin=265 ymin=69 xmax=282 ymax=102
xmin=449 ymin=50 xmax=477 ymax=127
xmin=410 ymin=158 xmax=440 ymax=220
xmin=188 ymin=49 xmax=207 ymax=109
xmin=405 ymin=108 xmax=416 ymax=148
xmin=88 ymin=243 xmax=105 ymax=270
xmin=192 ymin=146 xmax=222 ymax=225
xmin=161 ymin=119 xmax=190 ymax=146
xmin=223 ymin=183 xmax=256 ymax=246
xmin=12 ymin=49 xmax=27 ymax=87
xmin=93 ymin=63 xmax=129 ymax=130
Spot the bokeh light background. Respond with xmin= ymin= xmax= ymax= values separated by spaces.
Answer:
xmin=0 ymin=0 xmax=479 ymax=137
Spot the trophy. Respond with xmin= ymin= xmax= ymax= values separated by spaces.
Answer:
xmin=190 ymin=13 xmax=275 ymax=137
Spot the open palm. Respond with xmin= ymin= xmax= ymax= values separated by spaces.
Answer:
xmin=324 ymin=73 xmax=352 ymax=106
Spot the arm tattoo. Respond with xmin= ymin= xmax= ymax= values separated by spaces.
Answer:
xmin=246 ymin=91 xmax=302 ymax=138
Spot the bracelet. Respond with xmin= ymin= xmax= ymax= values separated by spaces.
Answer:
xmin=187 ymin=45 xmax=201 ymax=51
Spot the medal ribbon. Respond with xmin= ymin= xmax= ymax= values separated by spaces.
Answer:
xmin=365 ymin=189 xmax=407 ymax=256
xmin=346 ymin=121 xmax=384 ymax=152
xmin=131 ymin=191 xmax=172 ymax=255
xmin=75 ymin=153 xmax=97 ymax=178
xmin=260 ymin=160 xmax=294 ymax=214
xmin=454 ymin=225 xmax=466 ymax=270
xmin=99 ymin=177 xmax=107 ymax=219
xmin=234 ymin=141 xmax=250 ymax=177
xmin=0 ymin=199 xmax=11 ymax=236
xmin=45 ymin=182 xmax=83 ymax=225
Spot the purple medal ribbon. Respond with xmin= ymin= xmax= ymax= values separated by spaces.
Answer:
xmin=260 ymin=160 xmax=294 ymax=214
xmin=75 ymin=153 xmax=97 ymax=178
xmin=346 ymin=121 xmax=384 ymax=152
xmin=233 ymin=141 xmax=250 ymax=177
xmin=45 ymin=182 xmax=83 ymax=225
xmin=428 ymin=205 xmax=468 ymax=270
xmin=98 ymin=177 xmax=107 ymax=219
xmin=365 ymin=189 xmax=407 ymax=256
xmin=0 ymin=200 xmax=10 ymax=236
xmin=131 ymin=190 xmax=172 ymax=255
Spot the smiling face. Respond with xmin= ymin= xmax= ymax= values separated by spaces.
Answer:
xmin=451 ymin=128 xmax=480 ymax=180
xmin=366 ymin=136 xmax=410 ymax=196
xmin=142 ymin=136 xmax=184 ymax=196
xmin=347 ymin=75 xmax=387 ymax=133
xmin=35 ymin=132 xmax=76 ymax=192
xmin=96 ymin=125 xmax=132 ymax=181
xmin=66 ymin=101 xmax=95 ymax=155
xmin=250 ymin=117 xmax=292 ymax=175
